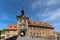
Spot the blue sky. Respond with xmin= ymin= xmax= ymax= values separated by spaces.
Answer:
xmin=0 ymin=0 xmax=60 ymax=32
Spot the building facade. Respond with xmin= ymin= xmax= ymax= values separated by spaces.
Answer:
xmin=5 ymin=9 xmax=55 ymax=39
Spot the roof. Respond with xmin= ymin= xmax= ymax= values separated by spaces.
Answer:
xmin=17 ymin=15 xmax=29 ymax=19
xmin=6 ymin=24 xmax=18 ymax=31
xmin=28 ymin=20 xmax=54 ymax=29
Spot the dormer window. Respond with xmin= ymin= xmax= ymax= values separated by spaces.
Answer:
xmin=10 ymin=26 xmax=12 ymax=28
xmin=14 ymin=26 xmax=16 ymax=28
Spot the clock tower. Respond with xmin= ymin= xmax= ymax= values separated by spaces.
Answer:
xmin=17 ymin=9 xmax=29 ymax=36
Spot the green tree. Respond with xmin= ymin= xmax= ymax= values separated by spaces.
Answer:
xmin=1 ymin=28 xmax=6 ymax=33
xmin=0 ymin=30 xmax=1 ymax=39
xmin=0 ymin=28 xmax=6 ymax=39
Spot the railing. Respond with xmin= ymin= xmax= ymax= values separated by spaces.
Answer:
xmin=5 ymin=35 xmax=18 ymax=40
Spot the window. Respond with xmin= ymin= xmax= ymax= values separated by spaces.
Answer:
xmin=24 ymin=25 xmax=26 ymax=29
xmin=37 ymin=27 xmax=39 ymax=30
xmin=10 ymin=26 xmax=12 ymax=28
xmin=37 ymin=33 xmax=39 ymax=35
xmin=13 ymin=34 xmax=15 ymax=36
xmin=43 ymin=32 xmax=44 ymax=35
xmin=30 ymin=27 xmax=32 ymax=30
xmin=38 ymin=27 xmax=40 ymax=30
xmin=40 ymin=33 xmax=41 ymax=35
xmin=30 ymin=32 xmax=32 ymax=35
xmin=40 ymin=28 xmax=44 ymax=30
xmin=34 ymin=27 xmax=35 ymax=30
xmin=24 ymin=20 xmax=26 ymax=29
xmin=20 ymin=19 xmax=22 ymax=23
xmin=36 ymin=27 xmax=38 ymax=30
xmin=14 ymin=26 xmax=16 ymax=28
xmin=34 ymin=32 xmax=35 ymax=36
xmin=41 ymin=23 xmax=44 ymax=25
xmin=7 ymin=31 xmax=9 ymax=33
xmin=7 ymin=34 xmax=9 ymax=37
xmin=24 ymin=20 xmax=26 ymax=24
xmin=20 ymin=24 xmax=22 ymax=29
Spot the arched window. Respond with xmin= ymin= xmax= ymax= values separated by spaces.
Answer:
xmin=24 ymin=24 xmax=26 ymax=29
xmin=30 ymin=27 xmax=32 ymax=30
xmin=34 ymin=27 xmax=35 ymax=30
xmin=43 ymin=32 xmax=44 ymax=36
xmin=24 ymin=20 xmax=26 ymax=24
xmin=20 ymin=24 xmax=22 ymax=29
xmin=40 ymin=33 xmax=41 ymax=35
xmin=24 ymin=20 xmax=26 ymax=29
xmin=20 ymin=19 xmax=22 ymax=23
xmin=37 ymin=33 xmax=39 ymax=35
xmin=30 ymin=32 xmax=32 ymax=35
xmin=34 ymin=32 xmax=35 ymax=36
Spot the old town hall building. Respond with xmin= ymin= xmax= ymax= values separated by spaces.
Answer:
xmin=5 ymin=9 xmax=55 ymax=39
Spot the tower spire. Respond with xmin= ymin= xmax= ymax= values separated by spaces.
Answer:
xmin=21 ymin=7 xmax=24 ymax=16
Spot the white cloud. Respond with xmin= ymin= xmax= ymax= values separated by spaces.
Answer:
xmin=46 ymin=0 xmax=60 ymax=5
xmin=41 ymin=8 xmax=52 ymax=17
xmin=31 ymin=0 xmax=60 ymax=22
xmin=47 ymin=0 xmax=57 ymax=5
xmin=31 ymin=0 xmax=60 ymax=10
xmin=32 ymin=0 xmax=41 ymax=9
xmin=52 ymin=22 xmax=60 ymax=27
xmin=31 ymin=0 xmax=47 ymax=9
xmin=43 ymin=8 xmax=60 ymax=22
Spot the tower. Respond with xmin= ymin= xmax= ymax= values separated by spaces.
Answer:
xmin=17 ymin=9 xmax=29 ymax=36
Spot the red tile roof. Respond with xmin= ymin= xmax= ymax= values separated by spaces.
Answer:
xmin=6 ymin=24 xmax=18 ymax=31
xmin=28 ymin=20 xmax=54 ymax=29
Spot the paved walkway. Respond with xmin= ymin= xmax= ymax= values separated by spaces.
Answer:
xmin=1 ymin=39 xmax=4 ymax=40
xmin=17 ymin=36 xmax=46 ymax=40
xmin=5 ymin=35 xmax=57 ymax=40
